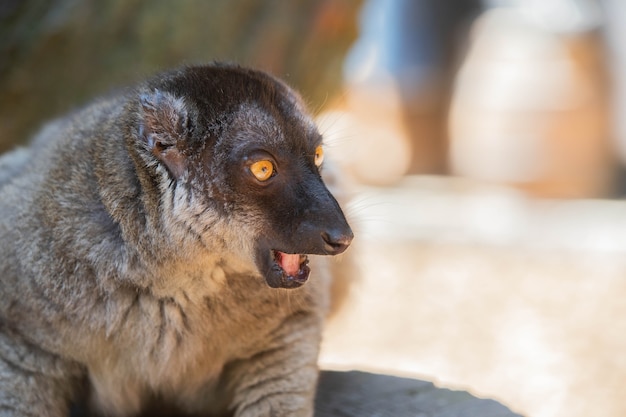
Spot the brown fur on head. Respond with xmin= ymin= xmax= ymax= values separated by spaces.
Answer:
xmin=126 ymin=65 xmax=353 ymax=289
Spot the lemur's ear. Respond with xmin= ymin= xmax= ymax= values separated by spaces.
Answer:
xmin=139 ymin=90 xmax=189 ymax=179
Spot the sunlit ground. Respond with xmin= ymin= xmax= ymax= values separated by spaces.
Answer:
xmin=318 ymin=175 xmax=626 ymax=417
xmin=316 ymin=66 xmax=625 ymax=417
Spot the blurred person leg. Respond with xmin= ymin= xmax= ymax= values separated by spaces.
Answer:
xmin=334 ymin=0 xmax=481 ymax=185
xmin=450 ymin=0 xmax=616 ymax=198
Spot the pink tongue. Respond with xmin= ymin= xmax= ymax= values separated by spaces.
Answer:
xmin=278 ymin=252 xmax=301 ymax=276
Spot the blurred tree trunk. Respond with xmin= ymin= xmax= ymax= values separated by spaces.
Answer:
xmin=0 ymin=0 xmax=361 ymax=152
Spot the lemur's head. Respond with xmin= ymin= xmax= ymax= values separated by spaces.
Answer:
xmin=134 ymin=64 xmax=353 ymax=289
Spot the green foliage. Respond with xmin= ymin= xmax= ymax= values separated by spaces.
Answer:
xmin=0 ymin=0 xmax=361 ymax=151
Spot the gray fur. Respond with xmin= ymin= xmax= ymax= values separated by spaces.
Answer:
xmin=0 ymin=64 xmax=351 ymax=417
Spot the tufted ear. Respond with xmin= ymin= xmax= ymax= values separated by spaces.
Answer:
xmin=139 ymin=90 xmax=189 ymax=179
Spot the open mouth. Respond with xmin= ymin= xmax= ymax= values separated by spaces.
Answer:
xmin=265 ymin=250 xmax=311 ymax=289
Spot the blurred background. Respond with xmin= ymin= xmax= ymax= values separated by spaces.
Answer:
xmin=2 ymin=1 xmax=626 ymax=416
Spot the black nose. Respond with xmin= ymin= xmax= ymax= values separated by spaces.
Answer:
xmin=321 ymin=228 xmax=353 ymax=255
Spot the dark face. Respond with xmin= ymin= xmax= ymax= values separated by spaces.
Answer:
xmin=218 ymin=104 xmax=353 ymax=289
xmin=138 ymin=65 xmax=353 ymax=289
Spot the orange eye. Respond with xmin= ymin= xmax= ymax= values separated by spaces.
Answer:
xmin=314 ymin=145 xmax=324 ymax=167
xmin=249 ymin=160 xmax=275 ymax=181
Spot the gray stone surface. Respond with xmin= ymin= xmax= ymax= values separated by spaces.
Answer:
xmin=315 ymin=371 xmax=523 ymax=417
